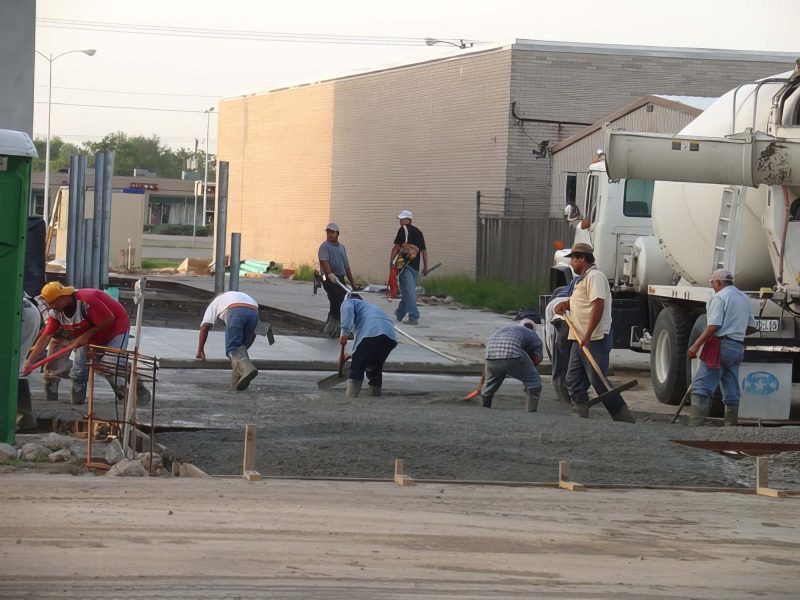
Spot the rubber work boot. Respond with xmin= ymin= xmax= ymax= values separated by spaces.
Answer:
xmin=724 ymin=404 xmax=739 ymax=427
xmin=611 ymin=404 xmax=636 ymax=424
xmin=71 ymin=379 xmax=88 ymax=405
xmin=16 ymin=380 xmax=37 ymax=432
xmin=44 ymin=378 xmax=60 ymax=402
xmin=571 ymin=398 xmax=590 ymax=418
xmin=135 ymin=380 xmax=152 ymax=407
xmin=104 ymin=374 xmax=127 ymax=401
xmin=688 ymin=394 xmax=711 ymax=426
xmin=367 ymin=385 xmax=381 ymax=397
xmin=228 ymin=346 xmax=258 ymax=391
xmin=346 ymin=379 xmax=363 ymax=398
xmin=552 ymin=378 xmax=571 ymax=404
xmin=525 ymin=390 xmax=540 ymax=413
xmin=480 ymin=395 xmax=493 ymax=408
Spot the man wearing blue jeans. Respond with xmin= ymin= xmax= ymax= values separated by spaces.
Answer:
xmin=687 ymin=269 xmax=757 ymax=426
xmin=340 ymin=293 xmax=397 ymax=398
xmin=390 ymin=210 xmax=428 ymax=325
xmin=480 ymin=319 xmax=543 ymax=412
xmin=196 ymin=291 xmax=260 ymax=391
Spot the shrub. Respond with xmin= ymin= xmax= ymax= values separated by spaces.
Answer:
xmin=293 ymin=264 xmax=316 ymax=282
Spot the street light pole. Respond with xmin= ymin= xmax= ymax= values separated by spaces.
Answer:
xmin=424 ymin=38 xmax=473 ymax=49
xmin=202 ymin=107 xmax=215 ymax=230
xmin=35 ymin=48 xmax=96 ymax=224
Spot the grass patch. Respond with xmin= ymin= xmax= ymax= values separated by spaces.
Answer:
xmin=423 ymin=275 xmax=543 ymax=314
xmin=141 ymin=258 xmax=182 ymax=270
xmin=293 ymin=263 xmax=316 ymax=282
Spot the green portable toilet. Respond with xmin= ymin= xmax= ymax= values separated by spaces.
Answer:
xmin=0 ymin=130 xmax=37 ymax=444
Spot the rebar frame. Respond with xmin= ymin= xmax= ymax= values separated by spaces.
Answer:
xmin=86 ymin=345 xmax=158 ymax=473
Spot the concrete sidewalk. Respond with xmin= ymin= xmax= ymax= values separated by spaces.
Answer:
xmin=139 ymin=274 xmax=650 ymax=371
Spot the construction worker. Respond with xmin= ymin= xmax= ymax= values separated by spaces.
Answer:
xmin=479 ymin=319 xmax=543 ymax=412
xmin=687 ymin=268 xmax=757 ymax=426
xmin=339 ymin=293 xmax=397 ymax=398
xmin=17 ymin=294 xmax=43 ymax=431
xmin=318 ymin=223 xmax=356 ymax=337
xmin=553 ymin=242 xmax=635 ymax=423
xmin=196 ymin=291 xmax=260 ymax=391
xmin=390 ymin=209 xmax=428 ymax=325
xmin=545 ymin=281 xmax=578 ymax=404
xmin=22 ymin=282 xmax=150 ymax=406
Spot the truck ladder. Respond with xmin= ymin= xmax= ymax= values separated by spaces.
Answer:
xmin=712 ymin=186 xmax=745 ymax=274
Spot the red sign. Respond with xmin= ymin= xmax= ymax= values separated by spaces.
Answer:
xmin=130 ymin=182 xmax=159 ymax=191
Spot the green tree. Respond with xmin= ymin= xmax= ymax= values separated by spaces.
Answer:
xmin=33 ymin=133 xmax=216 ymax=180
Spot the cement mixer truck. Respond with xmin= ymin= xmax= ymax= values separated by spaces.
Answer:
xmin=548 ymin=62 xmax=800 ymax=418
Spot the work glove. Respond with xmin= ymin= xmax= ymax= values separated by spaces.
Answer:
xmin=326 ymin=273 xmax=338 ymax=284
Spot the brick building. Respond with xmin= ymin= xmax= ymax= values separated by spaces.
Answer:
xmin=217 ymin=40 xmax=796 ymax=281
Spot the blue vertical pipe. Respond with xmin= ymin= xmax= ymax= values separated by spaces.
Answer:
xmin=99 ymin=152 xmax=114 ymax=288
xmin=214 ymin=161 xmax=229 ymax=294
xmin=73 ymin=155 xmax=87 ymax=288
xmin=91 ymin=152 xmax=105 ymax=289
xmin=66 ymin=155 xmax=79 ymax=282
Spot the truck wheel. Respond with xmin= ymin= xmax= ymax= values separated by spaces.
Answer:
xmin=651 ymin=305 xmax=693 ymax=405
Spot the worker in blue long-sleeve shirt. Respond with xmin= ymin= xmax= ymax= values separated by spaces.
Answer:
xmin=339 ymin=293 xmax=398 ymax=398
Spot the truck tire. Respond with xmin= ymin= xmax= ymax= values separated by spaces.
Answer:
xmin=651 ymin=305 xmax=694 ymax=405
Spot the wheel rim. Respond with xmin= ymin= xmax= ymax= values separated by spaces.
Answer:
xmin=654 ymin=329 xmax=672 ymax=384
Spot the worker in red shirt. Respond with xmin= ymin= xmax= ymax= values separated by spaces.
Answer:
xmin=23 ymin=282 xmax=150 ymax=406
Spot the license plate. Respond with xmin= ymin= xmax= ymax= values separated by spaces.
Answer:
xmin=755 ymin=318 xmax=779 ymax=332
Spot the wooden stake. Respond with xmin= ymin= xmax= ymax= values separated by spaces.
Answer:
xmin=558 ymin=460 xmax=585 ymax=492
xmin=394 ymin=458 xmax=415 ymax=486
xmin=242 ymin=424 xmax=262 ymax=481
xmin=756 ymin=456 xmax=787 ymax=498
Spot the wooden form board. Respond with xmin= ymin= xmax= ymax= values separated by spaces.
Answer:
xmin=242 ymin=424 xmax=262 ymax=481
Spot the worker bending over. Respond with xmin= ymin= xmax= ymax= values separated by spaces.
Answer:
xmin=197 ymin=291 xmax=260 ymax=391
xmin=23 ymin=282 xmax=150 ymax=406
xmin=480 ymin=319 xmax=543 ymax=412
xmin=339 ymin=293 xmax=397 ymax=398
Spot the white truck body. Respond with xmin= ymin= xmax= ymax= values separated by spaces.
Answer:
xmin=550 ymin=64 xmax=800 ymax=416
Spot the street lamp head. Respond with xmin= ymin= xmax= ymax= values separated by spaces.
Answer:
xmin=83 ymin=49 xmax=97 ymax=56
xmin=424 ymin=38 xmax=472 ymax=49
xmin=424 ymin=38 xmax=437 ymax=47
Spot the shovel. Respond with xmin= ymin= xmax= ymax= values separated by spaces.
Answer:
xmin=462 ymin=369 xmax=485 ymax=401
xmin=562 ymin=315 xmax=637 ymax=416
xmin=317 ymin=342 xmax=351 ymax=389
xmin=22 ymin=343 xmax=74 ymax=377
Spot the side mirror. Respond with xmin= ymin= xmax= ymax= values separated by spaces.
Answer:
xmin=564 ymin=204 xmax=581 ymax=222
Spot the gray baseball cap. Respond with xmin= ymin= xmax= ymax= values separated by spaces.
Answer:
xmin=710 ymin=268 xmax=733 ymax=282
xmin=325 ymin=223 xmax=340 ymax=232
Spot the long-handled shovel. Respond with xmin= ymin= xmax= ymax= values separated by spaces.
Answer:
xmin=670 ymin=384 xmax=692 ymax=424
xmin=22 ymin=343 xmax=74 ymax=377
xmin=463 ymin=369 xmax=485 ymax=401
xmin=317 ymin=342 xmax=351 ymax=389
xmin=563 ymin=315 xmax=637 ymax=418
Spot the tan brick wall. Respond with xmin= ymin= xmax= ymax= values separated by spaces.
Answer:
xmin=329 ymin=50 xmax=512 ymax=281
xmin=218 ymin=85 xmax=335 ymax=269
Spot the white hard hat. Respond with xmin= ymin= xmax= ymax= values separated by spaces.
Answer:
xmin=396 ymin=209 xmax=413 ymax=220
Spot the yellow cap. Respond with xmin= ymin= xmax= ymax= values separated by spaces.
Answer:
xmin=40 ymin=282 xmax=75 ymax=303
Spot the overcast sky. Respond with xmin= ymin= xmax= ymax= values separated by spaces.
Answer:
xmin=34 ymin=0 xmax=800 ymax=153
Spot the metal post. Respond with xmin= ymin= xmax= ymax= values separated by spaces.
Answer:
xmin=99 ymin=151 xmax=114 ymax=288
xmin=43 ymin=56 xmax=53 ymax=224
xmin=82 ymin=218 xmax=93 ymax=289
xmin=74 ymin=155 xmax=87 ymax=288
xmin=230 ymin=232 xmax=241 ymax=291
xmin=91 ymin=153 xmax=105 ymax=289
xmin=475 ymin=191 xmax=482 ymax=278
xmin=503 ymin=187 xmax=510 ymax=216
xmin=192 ymin=180 xmax=198 ymax=248
xmin=203 ymin=107 xmax=214 ymax=230
xmin=214 ymin=161 xmax=229 ymax=294
xmin=66 ymin=155 xmax=79 ymax=282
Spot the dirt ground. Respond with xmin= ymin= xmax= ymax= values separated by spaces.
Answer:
xmin=1 ymin=474 xmax=798 ymax=598
xmin=138 ymin=369 xmax=800 ymax=491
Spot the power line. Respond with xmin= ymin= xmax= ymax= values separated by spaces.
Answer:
xmin=34 ymin=101 xmax=207 ymax=113
xmin=37 ymin=18 xmax=483 ymax=47
xmin=35 ymin=84 xmax=220 ymax=99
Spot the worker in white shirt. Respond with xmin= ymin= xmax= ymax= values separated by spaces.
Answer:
xmin=196 ymin=291 xmax=260 ymax=391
